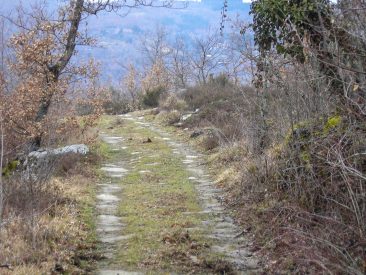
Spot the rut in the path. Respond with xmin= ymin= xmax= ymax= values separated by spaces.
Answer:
xmin=96 ymin=135 xmax=137 ymax=275
xmin=95 ymin=114 xmax=259 ymax=274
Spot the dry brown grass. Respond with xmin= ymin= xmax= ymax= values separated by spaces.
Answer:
xmin=212 ymin=117 xmax=366 ymax=274
xmin=199 ymin=135 xmax=220 ymax=151
xmin=159 ymin=93 xmax=187 ymax=111
xmin=0 ymin=156 xmax=99 ymax=274
xmin=156 ymin=110 xmax=181 ymax=126
xmin=154 ymin=71 xmax=365 ymax=274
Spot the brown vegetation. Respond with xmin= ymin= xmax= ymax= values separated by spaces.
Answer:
xmin=0 ymin=150 xmax=101 ymax=273
xmin=154 ymin=72 xmax=365 ymax=274
xmin=1 ymin=0 xmax=365 ymax=274
xmin=144 ymin=2 xmax=366 ymax=272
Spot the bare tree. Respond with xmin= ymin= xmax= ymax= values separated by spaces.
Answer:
xmin=122 ymin=63 xmax=139 ymax=108
xmin=140 ymin=25 xmax=170 ymax=67
xmin=0 ymin=19 xmax=4 ymax=75
xmin=190 ymin=30 xmax=224 ymax=84
xmin=3 ymin=0 xmax=181 ymax=150
xmin=0 ymin=19 xmax=5 ymax=226
xmin=167 ymin=36 xmax=191 ymax=89
xmin=224 ymin=19 xmax=257 ymax=84
xmin=0 ymin=110 xmax=3 ymax=227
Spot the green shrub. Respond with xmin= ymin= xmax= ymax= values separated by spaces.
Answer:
xmin=103 ymin=87 xmax=134 ymax=115
xmin=142 ymin=86 xmax=166 ymax=108
xmin=2 ymin=160 xmax=19 ymax=177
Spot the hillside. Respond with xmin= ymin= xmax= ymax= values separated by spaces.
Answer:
xmin=0 ymin=0 xmax=365 ymax=274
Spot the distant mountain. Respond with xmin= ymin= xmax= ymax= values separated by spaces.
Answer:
xmin=84 ymin=0 xmax=251 ymax=82
xmin=1 ymin=0 xmax=252 ymax=83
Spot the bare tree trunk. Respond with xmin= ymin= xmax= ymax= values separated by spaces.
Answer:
xmin=33 ymin=0 xmax=84 ymax=148
xmin=0 ymin=18 xmax=4 ymax=228
xmin=0 ymin=19 xmax=4 ymax=74
xmin=27 ymin=0 xmax=178 ymax=149
xmin=0 ymin=114 xmax=4 ymax=228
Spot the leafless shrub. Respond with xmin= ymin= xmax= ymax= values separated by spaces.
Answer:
xmin=156 ymin=110 xmax=181 ymax=126
xmin=159 ymin=93 xmax=187 ymax=112
xmin=200 ymin=135 xmax=220 ymax=151
xmin=103 ymin=87 xmax=134 ymax=115
xmin=56 ymin=153 xmax=83 ymax=176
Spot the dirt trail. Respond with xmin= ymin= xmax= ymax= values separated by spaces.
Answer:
xmin=95 ymin=114 xmax=259 ymax=274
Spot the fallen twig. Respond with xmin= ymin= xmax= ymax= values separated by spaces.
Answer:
xmin=0 ymin=264 xmax=13 ymax=270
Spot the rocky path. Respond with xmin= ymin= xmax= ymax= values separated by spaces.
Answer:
xmin=95 ymin=114 xmax=258 ymax=274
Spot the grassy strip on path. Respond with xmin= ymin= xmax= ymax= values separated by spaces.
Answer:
xmin=99 ymin=115 xmax=229 ymax=274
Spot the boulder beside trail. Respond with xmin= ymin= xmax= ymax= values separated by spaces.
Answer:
xmin=28 ymin=144 xmax=89 ymax=159
xmin=190 ymin=130 xmax=204 ymax=138
xmin=21 ymin=144 xmax=89 ymax=180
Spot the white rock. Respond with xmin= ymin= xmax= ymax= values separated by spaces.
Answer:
xmin=181 ymin=113 xmax=192 ymax=121
xmin=28 ymin=144 xmax=89 ymax=159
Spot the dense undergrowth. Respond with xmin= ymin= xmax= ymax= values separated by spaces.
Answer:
xmin=0 ymin=128 xmax=103 ymax=273
xmin=0 ymin=0 xmax=364 ymax=274
xmin=149 ymin=74 xmax=366 ymax=274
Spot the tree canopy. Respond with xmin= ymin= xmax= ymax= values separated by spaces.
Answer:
xmin=250 ymin=0 xmax=333 ymax=61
